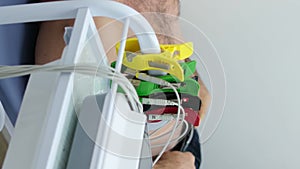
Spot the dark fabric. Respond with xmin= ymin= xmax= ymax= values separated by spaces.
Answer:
xmin=0 ymin=0 xmax=39 ymax=125
xmin=172 ymin=129 xmax=202 ymax=169
xmin=185 ymin=130 xmax=202 ymax=169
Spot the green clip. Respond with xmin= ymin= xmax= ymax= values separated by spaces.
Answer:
xmin=134 ymin=77 xmax=200 ymax=97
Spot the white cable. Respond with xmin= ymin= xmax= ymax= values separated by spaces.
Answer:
xmin=151 ymin=120 xmax=189 ymax=148
xmin=149 ymin=106 xmax=185 ymax=140
xmin=132 ymin=73 xmax=183 ymax=166
xmin=150 ymin=120 xmax=185 ymax=142
xmin=149 ymin=113 xmax=189 ymax=148
xmin=150 ymin=119 xmax=188 ymax=143
xmin=181 ymin=124 xmax=194 ymax=151
xmin=146 ymin=100 xmax=187 ymax=143
xmin=59 ymin=64 xmax=142 ymax=112
xmin=0 ymin=64 xmax=188 ymax=165
xmin=0 ymin=64 xmax=143 ymax=113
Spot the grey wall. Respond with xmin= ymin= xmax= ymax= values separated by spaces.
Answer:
xmin=181 ymin=0 xmax=300 ymax=169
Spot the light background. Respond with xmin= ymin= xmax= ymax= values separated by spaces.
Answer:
xmin=181 ymin=0 xmax=300 ymax=169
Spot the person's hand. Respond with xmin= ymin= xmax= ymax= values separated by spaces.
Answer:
xmin=153 ymin=151 xmax=195 ymax=169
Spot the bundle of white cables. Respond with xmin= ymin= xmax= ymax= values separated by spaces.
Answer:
xmin=0 ymin=64 xmax=190 ymax=166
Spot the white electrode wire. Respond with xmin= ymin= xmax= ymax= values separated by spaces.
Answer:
xmin=150 ymin=120 xmax=186 ymax=142
xmin=77 ymin=64 xmax=142 ymax=112
xmin=61 ymin=65 xmax=143 ymax=112
xmin=150 ymin=117 xmax=189 ymax=147
xmin=0 ymin=64 xmax=143 ymax=113
xmin=0 ymin=64 xmax=186 ymax=164
xmin=0 ymin=64 xmax=141 ymax=111
xmin=151 ymin=120 xmax=189 ymax=148
xmin=149 ymin=119 xmax=182 ymax=139
xmin=152 ymin=84 xmax=182 ymax=166
xmin=73 ymin=65 xmax=142 ymax=113
xmin=149 ymin=106 xmax=186 ymax=140
xmin=151 ymin=119 xmax=189 ymax=145
xmin=0 ymin=65 xmax=124 ymax=81
xmin=182 ymin=123 xmax=194 ymax=151
xmin=132 ymin=72 xmax=183 ymax=166
xmin=0 ymin=64 xmax=124 ymax=80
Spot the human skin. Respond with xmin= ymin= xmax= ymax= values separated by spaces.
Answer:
xmin=35 ymin=0 xmax=208 ymax=168
xmin=152 ymin=151 xmax=196 ymax=169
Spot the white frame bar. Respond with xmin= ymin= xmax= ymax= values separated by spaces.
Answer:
xmin=32 ymin=8 xmax=93 ymax=169
xmin=0 ymin=1 xmax=160 ymax=53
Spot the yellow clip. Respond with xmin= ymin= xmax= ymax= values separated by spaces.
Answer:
xmin=116 ymin=38 xmax=194 ymax=61
xmin=160 ymin=42 xmax=193 ymax=61
xmin=115 ymin=38 xmax=194 ymax=81
xmin=123 ymin=51 xmax=184 ymax=81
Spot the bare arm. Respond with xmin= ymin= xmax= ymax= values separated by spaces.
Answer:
xmin=35 ymin=0 xmax=181 ymax=64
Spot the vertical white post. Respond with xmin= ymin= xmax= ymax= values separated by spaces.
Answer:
xmin=89 ymin=18 xmax=136 ymax=169
xmin=32 ymin=8 xmax=93 ymax=169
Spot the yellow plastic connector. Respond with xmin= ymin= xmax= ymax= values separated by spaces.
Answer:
xmin=123 ymin=51 xmax=184 ymax=81
xmin=115 ymin=38 xmax=194 ymax=81
xmin=160 ymin=42 xmax=193 ymax=61
xmin=116 ymin=38 xmax=194 ymax=61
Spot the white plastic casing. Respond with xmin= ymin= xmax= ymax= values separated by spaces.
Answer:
xmin=101 ymin=93 xmax=146 ymax=168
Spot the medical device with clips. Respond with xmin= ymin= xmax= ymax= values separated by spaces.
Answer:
xmin=0 ymin=1 xmax=201 ymax=169
xmin=112 ymin=38 xmax=201 ymax=126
